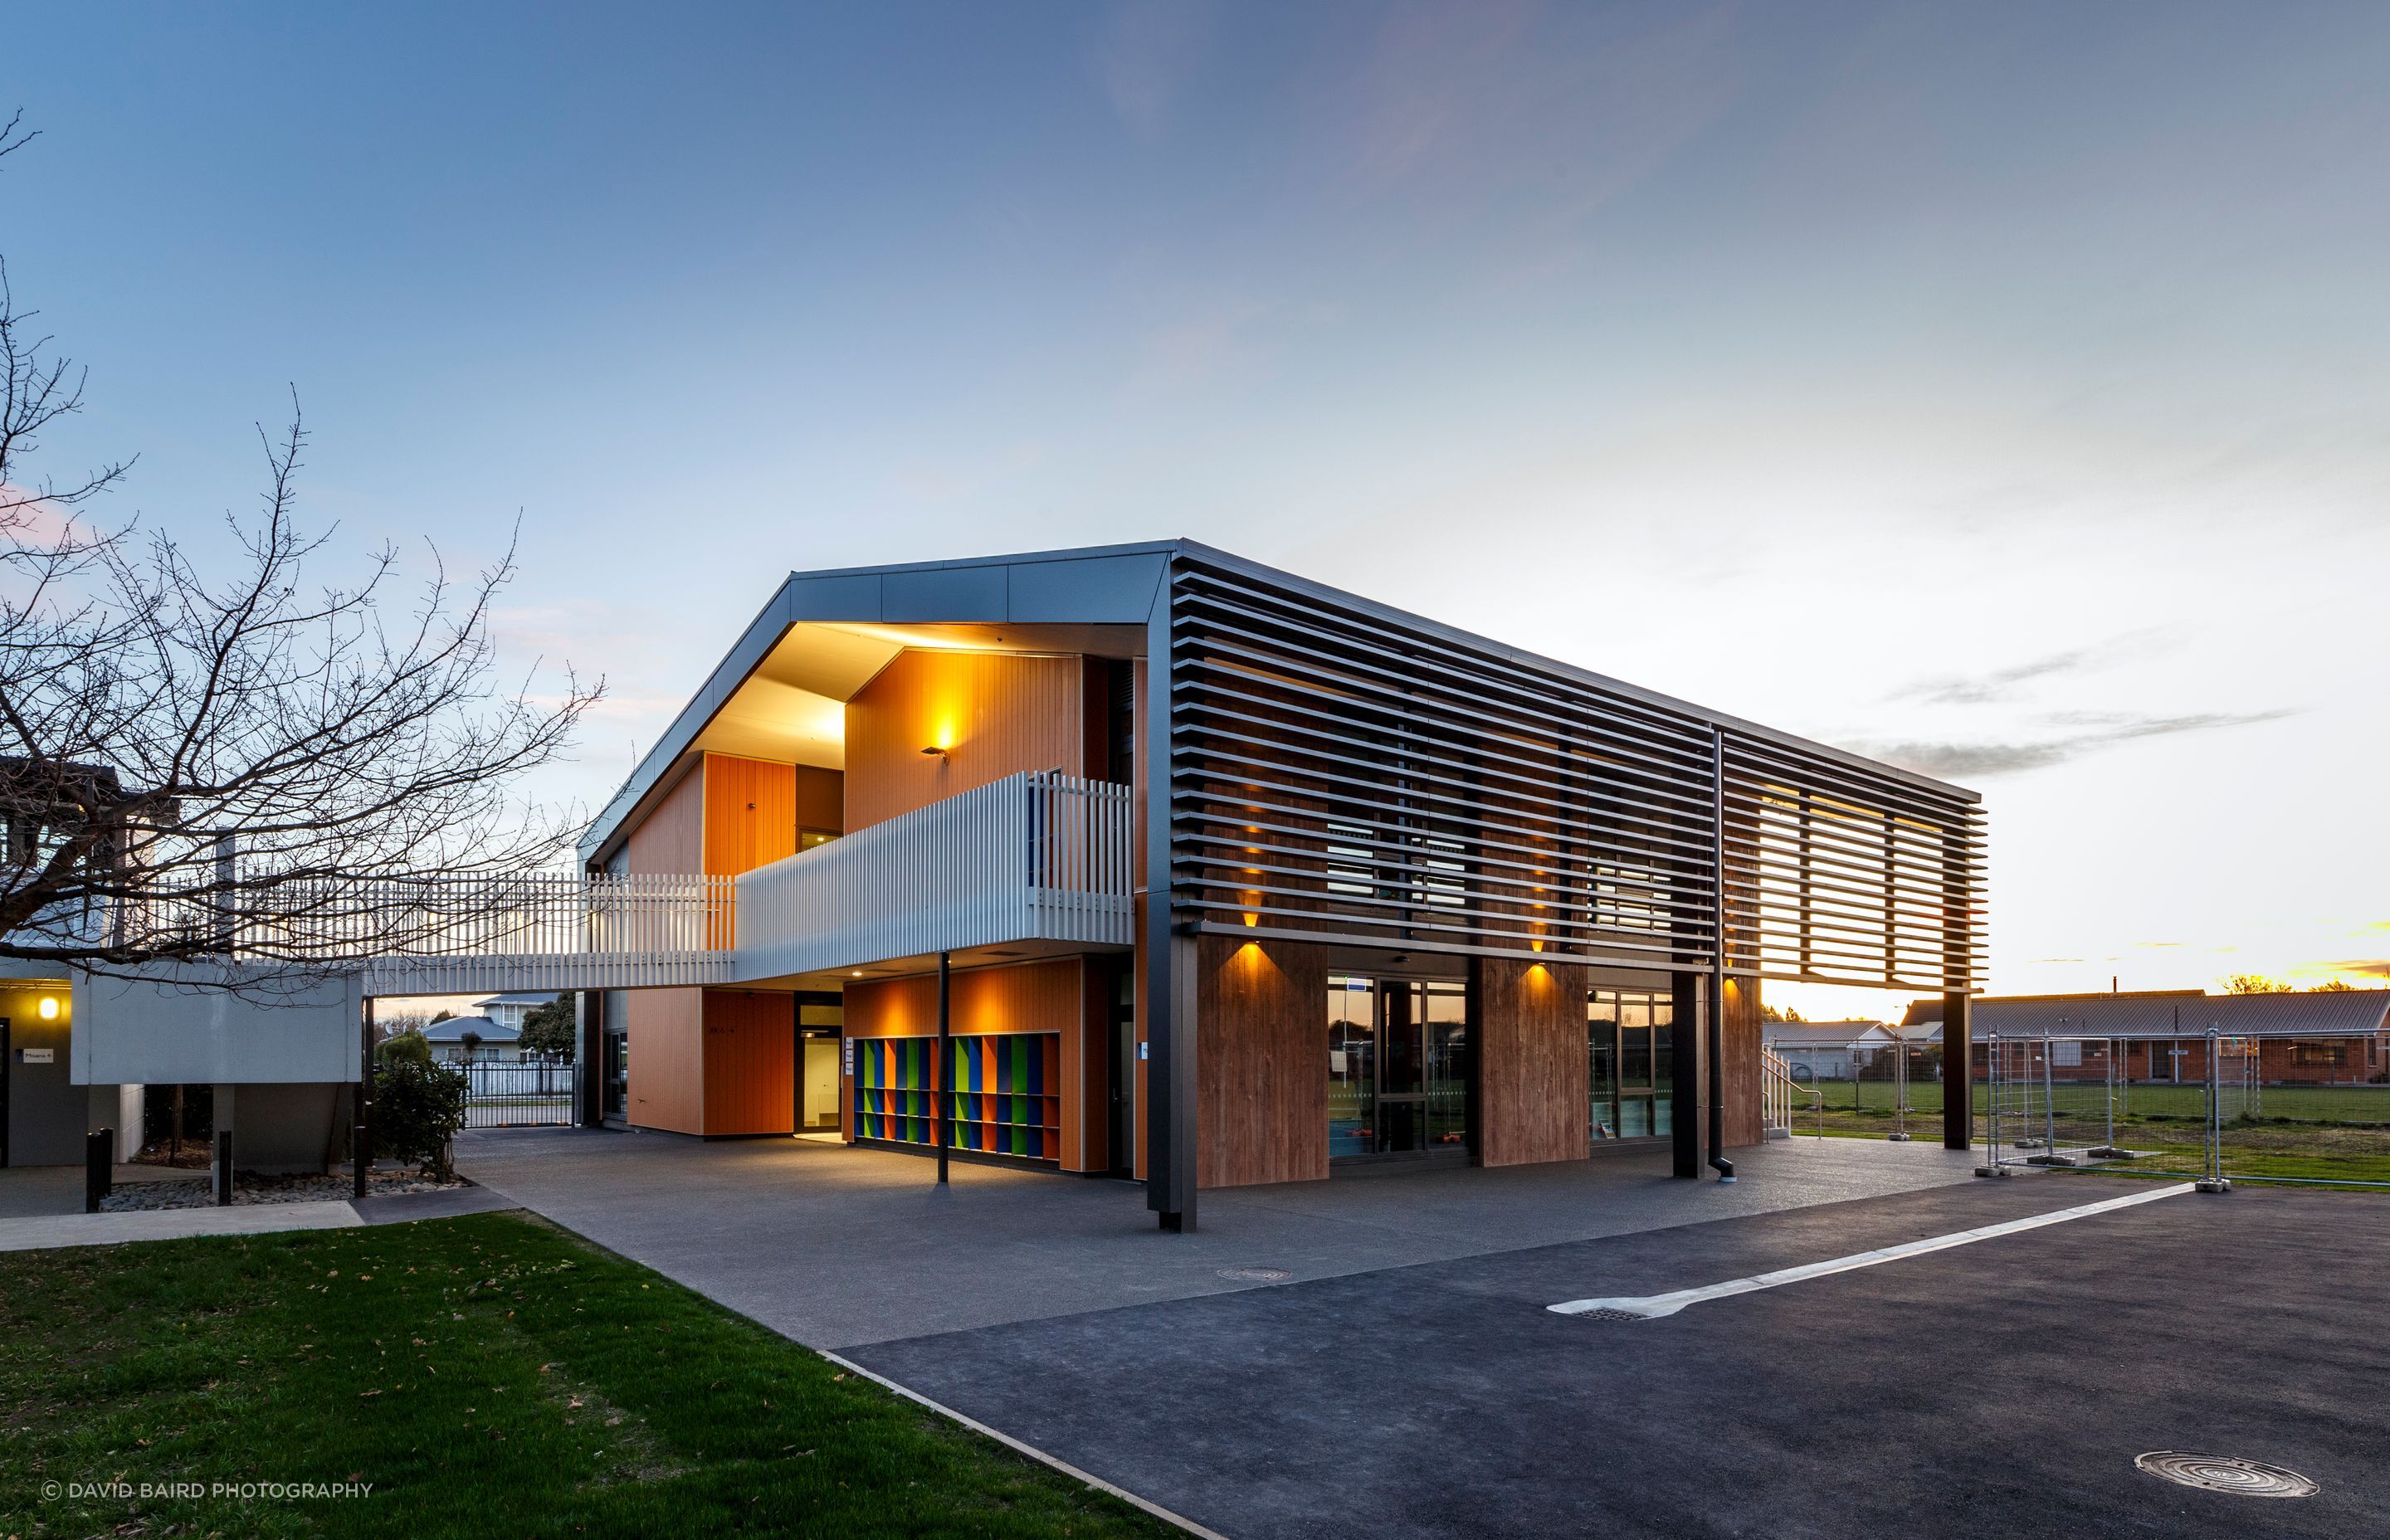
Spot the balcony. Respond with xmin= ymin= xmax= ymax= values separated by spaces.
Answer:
xmin=733 ymin=770 xmax=1134 ymax=980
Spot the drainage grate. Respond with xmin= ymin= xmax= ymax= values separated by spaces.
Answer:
xmin=1577 ymin=1308 xmax=1649 ymax=1323
xmin=2134 ymin=1452 xmax=2318 ymax=1499
xmin=1217 ymin=1266 xmax=1292 ymax=1283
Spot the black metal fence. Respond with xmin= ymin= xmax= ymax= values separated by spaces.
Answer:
xmin=460 ymin=1060 xmax=578 ymax=1128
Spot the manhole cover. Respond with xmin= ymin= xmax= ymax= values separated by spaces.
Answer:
xmin=1217 ymin=1266 xmax=1291 ymax=1283
xmin=2134 ymin=1451 xmax=2317 ymax=1499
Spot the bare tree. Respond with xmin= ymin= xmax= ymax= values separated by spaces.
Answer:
xmin=0 ymin=114 xmax=601 ymax=985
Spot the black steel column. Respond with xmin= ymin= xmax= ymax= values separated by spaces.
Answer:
xmin=936 ymin=950 xmax=951 ymax=1186
xmin=578 ymin=989 xmax=605 ymax=1127
xmin=1144 ymin=566 xmax=1197 ymax=1231
xmin=1670 ymin=970 xmax=1702 ymax=1178
xmin=1707 ymin=729 xmax=1734 ymax=1182
xmin=353 ymin=994 xmax=374 ymax=1200
xmin=85 ymin=1128 xmax=111 ymax=1212
xmin=213 ymin=1126 xmax=233 ymax=1206
xmin=1943 ymin=992 xmax=1973 ymax=1150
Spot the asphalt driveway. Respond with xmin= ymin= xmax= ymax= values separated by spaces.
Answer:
xmin=848 ymin=1180 xmax=2388 ymax=1539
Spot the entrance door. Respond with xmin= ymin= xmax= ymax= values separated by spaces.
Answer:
xmin=1589 ymin=987 xmax=1672 ymax=1140
xmin=1328 ymin=977 xmax=1468 ymax=1162
xmin=0 ymin=1016 xmax=10 ymax=1167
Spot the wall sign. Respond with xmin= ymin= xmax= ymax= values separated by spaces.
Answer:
xmin=1137 ymin=1041 xmax=1148 ymax=1061
xmin=21 ymin=1047 xmax=54 ymax=1064
xmin=843 ymin=1038 xmax=854 ymax=1075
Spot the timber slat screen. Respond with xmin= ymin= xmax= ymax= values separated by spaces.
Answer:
xmin=1168 ymin=560 xmax=1985 ymax=991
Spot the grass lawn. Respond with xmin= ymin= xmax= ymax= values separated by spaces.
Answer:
xmin=0 ymin=1212 xmax=1181 ymax=1539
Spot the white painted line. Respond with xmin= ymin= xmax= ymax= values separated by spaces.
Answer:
xmin=1549 ymin=1182 xmax=2197 ymax=1320
xmin=818 ymin=1350 xmax=1232 ymax=1540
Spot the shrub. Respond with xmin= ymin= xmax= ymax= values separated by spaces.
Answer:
xmin=377 ymin=1027 xmax=433 ymax=1066
xmin=373 ymin=1058 xmax=470 ymax=1178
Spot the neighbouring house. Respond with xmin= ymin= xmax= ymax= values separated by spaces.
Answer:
xmin=421 ymin=1013 xmax=520 ymax=1064
xmin=1761 ymin=1021 xmax=1900 ymax=1083
xmin=573 ymin=540 xmax=1990 ymax=1226
xmin=471 ymin=992 xmax=560 ymax=1036
xmin=1900 ymin=990 xmax=2390 ymax=1084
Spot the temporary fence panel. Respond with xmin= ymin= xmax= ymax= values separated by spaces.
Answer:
xmin=1973 ymin=1029 xmax=2389 ymax=1188
xmin=1979 ymin=1035 xmax=2136 ymax=1170
xmin=2210 ymin=1031 xmax=2390 ymax=1188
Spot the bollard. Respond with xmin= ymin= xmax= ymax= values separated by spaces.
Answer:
xmin=85 ymin=1128 xmax=113 ymax=1213
xmin=213 ymin=1128 xmax=234 ymax=1206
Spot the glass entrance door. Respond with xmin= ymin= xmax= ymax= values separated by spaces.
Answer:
xmin=1589 ymin=987 xmax=1673 ymax=1141
xmin=1329 ymin=977 xmax=1469 ymax=1162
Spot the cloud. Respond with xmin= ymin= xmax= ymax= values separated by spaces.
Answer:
xmin=1896 ymin=648 xmax=2092 ymax=705
xmin=1892 ymin=631 xmax=2172 ymax=706
xmin=2312 ymin=958 xmax=2390 ymax=980
xmin=1861 ymin=709 xmax=2294 ymax=778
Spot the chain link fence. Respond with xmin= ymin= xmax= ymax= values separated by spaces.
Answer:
xmin=1769 ymin=1037 xmax=1942 ymax=1142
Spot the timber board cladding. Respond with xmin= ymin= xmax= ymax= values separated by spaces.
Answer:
xmin=1477 ymin=957 xmax=1593 ymax=1167
xmin=839 ymin=958 xmax=1107 ymax=1172
xmin=1196 ymin=934 xmax=1330 ymax=1188
xmin=843 ymin=650 xmax=1095 ymax=832
xmin=1721 ymin=977 xmax=1764 ymax=1148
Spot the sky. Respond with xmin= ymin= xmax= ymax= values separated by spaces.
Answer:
xmin=6 ymin=1 xmax=2387 ymax=1018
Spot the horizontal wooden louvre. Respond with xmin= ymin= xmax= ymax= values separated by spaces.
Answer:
xmin=1166 ymin=559 xmax=1985 ymax=992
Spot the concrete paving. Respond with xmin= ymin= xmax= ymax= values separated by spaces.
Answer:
xmin=851 ymin=1181 xmax=2390 ymax=1540
xmin=0 ymin=1198 xmax=362 ymax=1251
xmin=0 ymin=1167 xmax=517 ymax=1250
xmin=453 ymin=1126 xmax=1982 ymax=1349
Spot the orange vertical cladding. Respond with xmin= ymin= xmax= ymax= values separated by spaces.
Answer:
xmin=624 ymin=765 xmax=707 ymax=1134
xmin=622 ymin=753 xmax=807 ymax=1137
xmin=702 ymin=990 xmax=796 ymax=1136
xmin=842 ymin=650 xmax=1090 ymax=831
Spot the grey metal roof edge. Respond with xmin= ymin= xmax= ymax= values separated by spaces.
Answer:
xmin=1172 ymin=539 xmax=1983 ymax=806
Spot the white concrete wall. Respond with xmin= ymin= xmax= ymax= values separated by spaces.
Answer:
xmin=86 ymin=1084 xmax=144 ymax=1161
xmin=73 ymin=967 xmax=363 ymax=1087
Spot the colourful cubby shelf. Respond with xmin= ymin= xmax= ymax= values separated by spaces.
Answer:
xmin=850 ymin=1031 xmax=1061 ymax=1162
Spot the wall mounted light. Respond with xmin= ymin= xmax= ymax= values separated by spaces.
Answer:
xmin=920 ymin=745 xmax=948 ymax=759
xmin=38 ymin=996 xmax=60 ymax=1020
